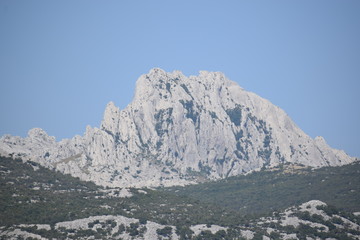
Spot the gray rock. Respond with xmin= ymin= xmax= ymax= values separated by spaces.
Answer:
xmin=0 ymin=69 xmax=355 ymax=187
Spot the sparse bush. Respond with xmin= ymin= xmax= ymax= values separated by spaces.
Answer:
xmin=157 ymin=226 xmax=173 ymax=237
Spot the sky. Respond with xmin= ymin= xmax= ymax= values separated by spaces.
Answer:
xmin=0 ymin=1 xmax=359 ymax=157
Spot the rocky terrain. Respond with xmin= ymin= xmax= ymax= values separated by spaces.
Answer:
xmin=1 ymin=156 xmax=359 ymax=239
xmin=0 ymin=69 xmax=355 ymax=188
xmin=2 ymin=200 xmax=360 ymax=240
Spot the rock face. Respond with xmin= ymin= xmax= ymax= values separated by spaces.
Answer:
xmin=0 ymin=68 xmax=355 ymax=187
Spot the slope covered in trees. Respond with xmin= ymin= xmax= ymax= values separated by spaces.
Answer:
xmin=167 ymin=162 xmax=360 ymax=217
xmin=1 ymin=156 xmax=359 ymax=239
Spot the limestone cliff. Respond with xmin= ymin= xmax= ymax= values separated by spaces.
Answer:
xmin=0 ymin=69 xmax=355 ymax=187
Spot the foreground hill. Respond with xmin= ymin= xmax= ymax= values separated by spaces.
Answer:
xmin=1 ymin=156 xmax=359 ymax=239
xmin=2 ymin=200 xmax=360 ymax=240
xmin=168 ymin=162 xmax=360 ymax=217
xmin=0 ymin=69 xmax=355 ymax=188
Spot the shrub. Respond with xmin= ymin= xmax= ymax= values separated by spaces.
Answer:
xmin=157 ymin=226 xmax=173 ymax=237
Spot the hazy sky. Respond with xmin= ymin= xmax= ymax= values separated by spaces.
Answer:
xmin=0 ymin=1 xmax=359 ymax=157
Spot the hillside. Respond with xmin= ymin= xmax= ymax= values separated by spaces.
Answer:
xmin=1 ymin=156 xmax=359 ymax=239
xmin=167 ymin=162 xmax=360 ymax=217
xmin=0 ymin=156 xmax=243 ymax=227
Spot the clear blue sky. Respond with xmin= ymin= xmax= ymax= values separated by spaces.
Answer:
xmin=0 ymin=1 xmax=359 ymax=157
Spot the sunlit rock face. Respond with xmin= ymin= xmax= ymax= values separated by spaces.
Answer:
xmin=0 ymin=69 xmax=355 ymax=187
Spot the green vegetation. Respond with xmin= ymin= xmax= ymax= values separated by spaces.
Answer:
xmin=0 ymin=156 xmax=245 ymax=229
xmin=156 ymin=226 xmax=172 ymax=237
xmin=1 ymin=156 xmax=359 ymax=239
xmin=167 ymin=162 xmax=360 ymax=217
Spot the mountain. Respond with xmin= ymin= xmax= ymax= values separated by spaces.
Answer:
xmin=0 ymin=68 xmax=355 ymax=187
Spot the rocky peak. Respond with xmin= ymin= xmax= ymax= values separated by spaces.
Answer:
xmin=28 ymin=128 xmax=56 ymax=143
xmin=134 ymin=68 xmax=186 ymax=104
xmin=133 ymin=69 xmax=233 ymax=108
xmin=0 ymin=69 xmax=356 ymax=188
xmin=101 ymin=101 xmax=120 ymax=134
xmin=197 ymin=70 xmax=234 ymax=89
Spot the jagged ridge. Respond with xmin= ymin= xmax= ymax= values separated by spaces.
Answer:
xmin=0 ymin=68 xmax=355 ymax=187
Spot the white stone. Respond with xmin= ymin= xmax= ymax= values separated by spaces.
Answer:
xmin=0 ymin=69 xmax=356 ymax=188
xmin=190 ymin=224 xmax=227 ymax=235
xmin=240 ymin=229 xmax=255 ymax=239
